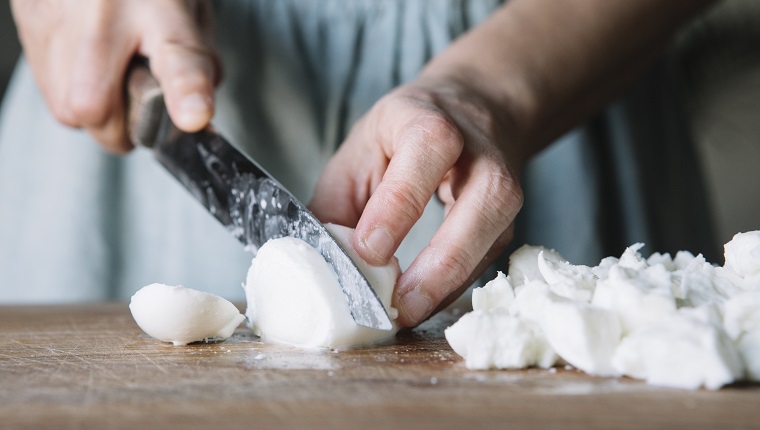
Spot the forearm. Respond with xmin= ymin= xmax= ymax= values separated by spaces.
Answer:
xmin=421 ymin=0 xmax=717 ymax=160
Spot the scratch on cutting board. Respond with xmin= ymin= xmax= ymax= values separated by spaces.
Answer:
xmin=62 ymin=315 xmax=133 ymax=343
xmin=47 ymin=345 xmax=79 ymax=378
xmin=136 ymin=351 xmax=170 ymax=374
xmin=1 ymin=340 xmax=60 ymax=367
xmin=4 ymin=339 xmax=139 ymax=389
xmin=0 ymin=342 xmax=51 ymax=366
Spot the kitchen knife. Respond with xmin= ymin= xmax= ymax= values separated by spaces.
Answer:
xmin=125 ymin=62 xmax=392 ymax=331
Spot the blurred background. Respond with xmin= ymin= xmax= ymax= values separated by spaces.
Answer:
xmin=0 ymin=1 xmax=758 ymax=254
xmin=676 ymin=0 xmax=760 ymax=246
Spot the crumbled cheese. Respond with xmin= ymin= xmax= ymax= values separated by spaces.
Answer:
xmin=446 ymin=230 xmax=760 ymax=390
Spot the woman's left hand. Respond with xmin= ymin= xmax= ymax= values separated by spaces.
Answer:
xmin=309 ymin=75 xmax=526 ymax=327
xmin=309 ymin=0 xmax=716 ymax=328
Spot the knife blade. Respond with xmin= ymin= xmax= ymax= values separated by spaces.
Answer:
xmin=125 ymin=62 xmax=392 ymax=331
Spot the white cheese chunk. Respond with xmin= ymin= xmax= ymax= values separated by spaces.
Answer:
xmin=471 ymin=271 xmax=515 ymax=312
xmin=612 ymin=313 xmax=743 ymax=390
xmin=445 ymin=309 xmax=556 ymax=370
xmin=591 ymin=256 xmax=619 ymax=280
xmin=537 ymin=251 xmax=597 ymax=303
xmin=510 ymin=280 xmax=555 ymax=323
xmin=737 ymin=328 xmax=760 ymax=381
xmin=508 ymin=245 xmax=564 ymax=287
xmin=129 ymin=284 xmax=245 ymax=346
xmin=673 ymin=255 xmax=728 ymax=308
xmin=591 ymin=264 xmax=676 ymax=335
xmin=244 ymin=224 xmax=400 ymax=349
xmin=542 ymin=300 xmax=622 ymax=376
xmin=722 ymin=291 xmax=760 ymax=340
xmin=724 ymin=231 xmax=760 ymax=282
xmin=617 ymin=243 xmax=648 ymax=270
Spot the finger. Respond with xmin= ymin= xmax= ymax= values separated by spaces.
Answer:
xmin=393 ymin=161 xmax=523 ymax=327
xmin=84 ymin=112 xmax=130 ymax=154
xmin=65 ymin=11 xmax=136 ymax=152
xmin=433 ymin=223 xmax=515 ymax=313
xmin=37 ymin=37 xmax=79 ymax=128
xmin=145 ymin=10 xmax=218 ymax=133
xmin=71 ymin=41 xmax=133 ymax=153
xmin=353 ymin=107 xmax=464 ymax=265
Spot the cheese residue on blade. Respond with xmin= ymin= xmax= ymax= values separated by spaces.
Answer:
xmin=445 ymin=230 xmax=760 ymax=390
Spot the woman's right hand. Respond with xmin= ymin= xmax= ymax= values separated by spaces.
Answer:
xmin=10 ymin=0 xmax=219 ymax=153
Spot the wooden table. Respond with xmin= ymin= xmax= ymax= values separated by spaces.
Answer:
xmin=1 ymin=304 xmax=758 ymax=429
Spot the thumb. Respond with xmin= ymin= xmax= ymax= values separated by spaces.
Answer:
xmin=151 ymin=44 xmax=218 ymax=132
xmin=143 ymin=12 xmax=218 ymax=132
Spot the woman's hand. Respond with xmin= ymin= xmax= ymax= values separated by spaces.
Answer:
xmin=310 ymin=0 xmax=716 ymax=327
xmin=309 ymin=75 xmax=526 ymax=327
xmin=10 ymin=0 xmax=218 ymax=153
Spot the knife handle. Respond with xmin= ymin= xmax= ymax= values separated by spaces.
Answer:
xmin=126 ymin=59 xmax=164 ymax=148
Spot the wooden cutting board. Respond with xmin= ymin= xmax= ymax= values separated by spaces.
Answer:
xmin=0 ymin=303 xmax=758 ymax=430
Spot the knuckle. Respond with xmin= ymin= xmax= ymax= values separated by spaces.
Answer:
xmin=165 ymin=69 xmax=210 ymax=95
xmin=154 ymin=44 xmax=216 ymax=98
xmin=474 ymin=165 xmax=523 ymax=231
xmin=159 ymin=41 xmax=214 ymax=70
xmin=407 ymin=112 xmax=464 ymax=158
xmin=434 ymin=247 xmax=475 ymax=299
xmin=67 ymin=71 xmax=114 ymax=126
xmin=376 ymin=182 xmax=428 ymax=224
xmin=68 ymin=91 xmax=110 ymax=125
xmin=499 ymin=174 xmax=524 ymax=213
xmin=49 ymin=101 xmax=77 ymax=127
xmin=396 ymin=112 xmax=464 ymax=192
xmin=380 ymin=89 xmax=463 ymax=153
xmin=485 ymin=165 xmax=523 ymax=211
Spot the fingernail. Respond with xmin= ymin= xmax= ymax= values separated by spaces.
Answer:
xmin=363 ymin=226 xmax=395 ymax=262
xmin=400 ymin=289 xmax=433 ymax=324
xmin=177 ymin=93 xmax=211 ymax=128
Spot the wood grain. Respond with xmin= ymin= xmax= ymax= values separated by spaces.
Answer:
xmin=0 ymin=304 xmax=758 ymax=430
